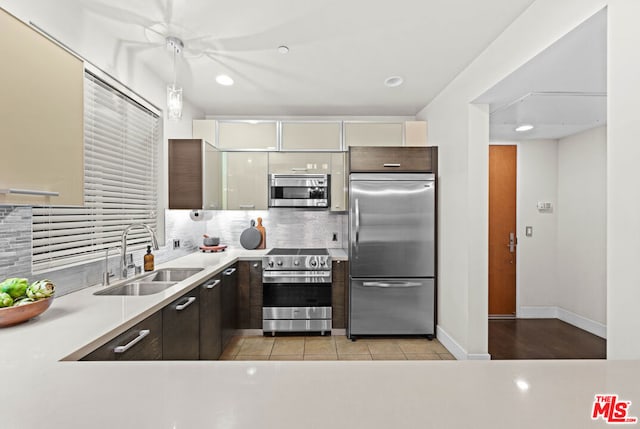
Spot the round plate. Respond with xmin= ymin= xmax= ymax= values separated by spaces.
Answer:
xmin=240 ymin=227 xmax=261 ymax=249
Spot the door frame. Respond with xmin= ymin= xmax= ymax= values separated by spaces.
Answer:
xmin=488 ymin=141 xmax=521 ymax=318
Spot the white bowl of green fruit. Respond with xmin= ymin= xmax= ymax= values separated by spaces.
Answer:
xmin=0 ymin=278 xmax=55 ymax=327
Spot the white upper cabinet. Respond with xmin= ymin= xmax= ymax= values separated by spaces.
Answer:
xmin=0 ymin=9 xmax=84 ymax=206
xmin=224 ymin=152 xmax=269 ymax=210
xmin=281 ymin=122 xmax=342 ymax=151
xmin=218 ymin=121 xmax=277 ymax=150
xmin=344 ymin=122 xmax=403 ymax=147
xmin=404 ymin=121 xmax=428 ymax=146
xmin=268 ymin=152 xmax=331 ymax=174
xmin=330 ymin=152 xmax=347 ymax=212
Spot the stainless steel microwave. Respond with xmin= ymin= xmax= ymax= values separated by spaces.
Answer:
xmin=268 ymin=174 xmax=330 ymax=208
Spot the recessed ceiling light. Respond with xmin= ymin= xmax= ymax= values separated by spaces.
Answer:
xmin=515 ymin=124 xmax=534 ymax=132
xmin=384 ymin=76 xmax=404 ymax=87
xmin=215 ymin=74 xmax=234 ymax=86
xmin=278 ymin=45 xmax=289 ymax=54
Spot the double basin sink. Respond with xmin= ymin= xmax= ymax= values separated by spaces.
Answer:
xmin=94 ymin=268 xmax=203 ymax=296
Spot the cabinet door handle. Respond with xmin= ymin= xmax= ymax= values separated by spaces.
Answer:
xmin=383 ymin=163 xmax=401 ymax=168
xmin=113 ymin=329 xmax=150 ymax=353
xmin=205 ymin=279 xmax=221 ymax=289
xmin=223 ymin=268 xmax=237 ymax=276
xmin=176 ymin=297 xmax=196 ymax=311
xmin=239 ymin=204 xmax=255 ymax=209
xmin=0 ymin=188 xmax=60 ymax=197
xmin=252 ymin=263 xmax=259 ymax=268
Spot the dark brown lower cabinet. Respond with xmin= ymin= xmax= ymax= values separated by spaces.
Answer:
xmin=237 ymin=261 xmax=263 ymax=329
xmin=163 ymin=288 xmax=200 ymax=360
xmin=332 ymin=260 xmax=348 ymax=329
xmin=199 ymin=275 xmax=222 ymax=360
xmin=221 ymin=264 xmax=238 ymax=349
xmin=81 ymin=312 xmax=162 ymax=361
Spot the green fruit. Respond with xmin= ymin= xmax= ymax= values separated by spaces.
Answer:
xmin=13 ymin=297 xmax=34 ymax=306
xmin=0 ymin=292 xmax=13 ymax=308
xmin=0 ymin=278 xmax=29 ymax=299
xmin=26 ymin=280 xmax=55 ymax=300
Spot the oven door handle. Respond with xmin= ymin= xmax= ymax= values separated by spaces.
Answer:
xmin=263 ymin=271 xmax=331 ymax=279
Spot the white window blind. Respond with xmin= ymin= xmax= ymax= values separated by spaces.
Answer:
xmin=32 ymin=71 xmax=160 ymax=272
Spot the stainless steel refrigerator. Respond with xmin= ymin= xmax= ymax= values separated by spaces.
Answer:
xmin=348 ymin=173 xmax=436 ymax=338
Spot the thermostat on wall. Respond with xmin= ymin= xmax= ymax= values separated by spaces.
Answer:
xmin=536 ymin=201 xmax=553 ymax=211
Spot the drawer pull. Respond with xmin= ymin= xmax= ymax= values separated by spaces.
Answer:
xmin=223 ymin=268 xmax=237 ymax=276
xmin=239 ymin=204 xmax=255 ymax=209
xmin=383 ymin=163 xmax=401 ymax=168
xmin=205 ymin=279 xmax=221 ymax=289
xmin=114 ymin=329 xmax=150 ymax=353
xmin=176 ymin=297 xmax=196 ymax=311
xmin=291 ymin=167 xmax=308 ymax=171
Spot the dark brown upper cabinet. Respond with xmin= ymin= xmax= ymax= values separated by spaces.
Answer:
xmin=349 ymin=146 xmax=438 ymax=174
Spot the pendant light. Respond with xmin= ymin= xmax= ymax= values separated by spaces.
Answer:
xmin=166 ymin=36 xmax=184 ymax=121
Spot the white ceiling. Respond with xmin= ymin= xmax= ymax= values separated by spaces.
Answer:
xmin=0 ymin=0 xmax=537 ymax=116
xmin=475 ymin=8 xmax=607 ymax=141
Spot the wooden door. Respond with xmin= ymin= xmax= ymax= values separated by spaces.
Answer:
xmin=489 ymin=145 xmax=517 ymax=316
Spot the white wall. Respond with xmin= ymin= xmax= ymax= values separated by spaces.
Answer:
xmin=557 ymin=126 xmax=607 ymax=324
xmin=607 ymin=0 xmax=640 ymax=359
xmin=516 ymin=140 xmax=559 ymax=311
xmin=416 ymin=0 xmax=608 ymax=358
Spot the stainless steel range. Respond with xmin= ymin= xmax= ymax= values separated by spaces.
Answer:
xmin=262 ymin=248 xmax=332 ymax=335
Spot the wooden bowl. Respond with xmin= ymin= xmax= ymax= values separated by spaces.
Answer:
xmin=0 ymin=297 xmax=54 ymax=328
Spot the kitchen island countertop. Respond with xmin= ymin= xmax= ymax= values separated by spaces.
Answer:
xmin=1 ymin=248 xmax=636 ymax=429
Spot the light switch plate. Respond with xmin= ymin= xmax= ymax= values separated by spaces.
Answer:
xmin=525 ymin=226 xmax=533 ymax=237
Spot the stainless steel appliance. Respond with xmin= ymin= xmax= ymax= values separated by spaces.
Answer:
xmin=262 ymin=248 xmax=332 ymax=334
xmin=268 ymin=174 xmax=330 ymax=208
xmin=349 ymin=173 xmax=436 ymax=338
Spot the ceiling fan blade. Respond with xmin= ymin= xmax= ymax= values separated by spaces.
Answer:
xmin=82 ymin=2 xmax=160 ymax=29
xmin=154 ymin=0 xmax=174 ymax=29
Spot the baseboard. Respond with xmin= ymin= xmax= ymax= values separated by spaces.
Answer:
xmin=517 ymin=306 xmax=606 ymax=339
xmin=518 ymin=306 xmax=558 ymax=318
xmin=556 ymin=307 xmax=606 ymax=339
xmin=436 ymin=325 xmax=490 ymax=360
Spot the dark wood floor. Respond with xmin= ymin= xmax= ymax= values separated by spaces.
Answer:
xmin=488 ymin=318 xmax=606 ymax=360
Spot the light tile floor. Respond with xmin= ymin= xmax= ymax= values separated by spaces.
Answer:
xmin=220 ymin=335 xmax=456 ymax=361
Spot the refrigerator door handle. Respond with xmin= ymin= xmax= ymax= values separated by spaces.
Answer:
xmin=362 ymin=281 xmax=423 ymax=288
xmin=354 ymin=198 xmax=360 ymax=253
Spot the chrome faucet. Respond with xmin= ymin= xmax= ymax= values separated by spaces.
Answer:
xmin=120 ymin=223 xmax=159 ymax=278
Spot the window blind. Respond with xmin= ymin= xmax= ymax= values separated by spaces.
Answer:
xmin=32 ymin=71 xmax=160 ymax=272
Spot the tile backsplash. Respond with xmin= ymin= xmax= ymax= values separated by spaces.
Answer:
xmin=0 ymin=206 xmax=32 ymax=280
xmin=0 ymin=206 xmax=347 ymax=296
xmin=165 ymin=209 xmax=347 ymax=250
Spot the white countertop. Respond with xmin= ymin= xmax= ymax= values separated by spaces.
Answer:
xmin=2 ymin=248 xmax=637 ymax=428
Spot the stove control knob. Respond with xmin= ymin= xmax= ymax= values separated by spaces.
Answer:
xmin=277 ymin=260 xmax=283 ymax=266
xmin=268 ymin=261 xmax=274 ymax=268
xmin=320 ymin=259 xmax=326 ymax=266
xmin=294 ymin=260 xmax=300 ymax=266
xmin=311 ymin=260 xmax=317 ymax=267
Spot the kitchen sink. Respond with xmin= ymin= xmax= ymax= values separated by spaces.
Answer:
xmin=94 ymin=281 xmax=177 ymax=296
xmin=141 ymin=268 xmax=203 ymax=282
xmin=94 ymin=268 xmax=204 ymax=296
